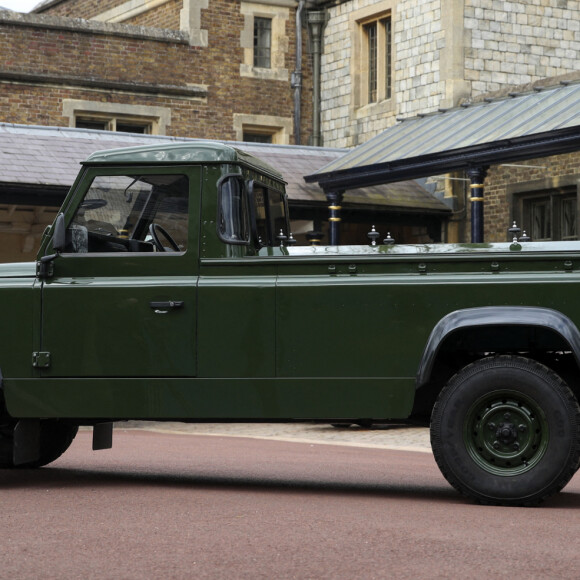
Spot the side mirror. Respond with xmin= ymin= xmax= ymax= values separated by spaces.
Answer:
xmin=38 ymin=213 xmax=66 ymax=278
xmin=52 ymin=213 xmax=66 ymax=253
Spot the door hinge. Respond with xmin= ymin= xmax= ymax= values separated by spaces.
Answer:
xmin=32 ymin=352 xmax=51 ymax=368
xmin=36 ymin=257 xmax=55 ymax=278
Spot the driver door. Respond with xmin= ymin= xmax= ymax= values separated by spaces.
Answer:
xmin=39 ymin=166 xmax=199 ymax=378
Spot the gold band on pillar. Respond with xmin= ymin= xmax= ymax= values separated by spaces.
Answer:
xmin=470 ymin=197 xmax=484 ymax=202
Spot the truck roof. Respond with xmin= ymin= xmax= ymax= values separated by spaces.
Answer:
xmin=83 ymin=141 xmax=285 ymax=181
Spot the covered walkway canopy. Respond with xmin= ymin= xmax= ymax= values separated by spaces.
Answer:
xmin=305 ymin=80 xmax=580 ymax=242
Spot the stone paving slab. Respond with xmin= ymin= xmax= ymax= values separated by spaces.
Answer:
xmin=118 ymin=421 xmax=432 ymax=453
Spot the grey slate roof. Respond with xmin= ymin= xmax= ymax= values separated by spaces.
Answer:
xmin=0 ymin=123 xmax=450 ymax=213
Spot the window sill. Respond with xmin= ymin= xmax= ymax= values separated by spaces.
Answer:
xmin=354 ymin=98 xmax=395 ymax=118
xmin=239 ymin=64 xmax=288 ymax=82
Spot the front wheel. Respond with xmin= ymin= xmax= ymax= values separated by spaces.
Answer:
xmin=431 ymin=356 xmax=580 ymax=506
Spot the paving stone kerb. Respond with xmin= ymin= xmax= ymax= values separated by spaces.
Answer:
xmin=120 ymin=421 xmax=432 ymax=453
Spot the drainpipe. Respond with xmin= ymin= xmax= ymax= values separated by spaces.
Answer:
xmin=307 ymin=10 xmax=326 ymax=147
xmin=292 ymin=0 xmax=305 ymax=145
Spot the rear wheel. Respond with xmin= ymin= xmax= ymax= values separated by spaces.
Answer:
xmin=431 ymin=355 xmax=580 ymax=506
xmin=0 ymin=407 xmax=78 ymax=468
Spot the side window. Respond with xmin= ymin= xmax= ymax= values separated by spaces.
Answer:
xmin=65 ymin=173 xmax=189 ymax=254
xmin=218 ymin=175 xmax=249 ymax=244
xmin=249 ymin=181 xmax=289 ymax=246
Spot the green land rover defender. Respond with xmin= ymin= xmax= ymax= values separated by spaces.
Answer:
xmin=1 ymin=141 xmax=580 ymax=506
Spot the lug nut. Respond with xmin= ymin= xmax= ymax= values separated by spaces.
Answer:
xmin=493 ymin=441 xmax=500 ymax=449
xmin=488 ymin=422 xmax=496 ymax=431
xmin=513 ymin=443 xmax=520 ymax=451
xmin=504 ymin=412 xmax=511 ymax=420
xmin=518 ymin=424 xmax=526 ymax=432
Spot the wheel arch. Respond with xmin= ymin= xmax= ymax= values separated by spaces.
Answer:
xmin=416 ymin=306 xmax=580 ymax=393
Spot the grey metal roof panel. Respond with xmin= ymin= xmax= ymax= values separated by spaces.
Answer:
xmin=312 ymin=82 xmax=580 ymax=177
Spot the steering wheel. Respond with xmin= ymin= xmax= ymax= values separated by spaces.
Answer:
xmin=148 ymin=223 xmax=180 ymax=252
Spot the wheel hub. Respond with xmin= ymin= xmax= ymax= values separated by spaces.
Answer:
xmin=464 ymin=390 xmax=549 ymax=476
xmin=496 ymin=422 xmax=517 ymax=445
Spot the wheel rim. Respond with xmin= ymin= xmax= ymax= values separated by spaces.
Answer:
xmin=463 ymin=389 xmax=550 ymax=476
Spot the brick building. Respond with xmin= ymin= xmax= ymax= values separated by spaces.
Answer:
xmin=0 ymin=0 xmax=313 ymax=144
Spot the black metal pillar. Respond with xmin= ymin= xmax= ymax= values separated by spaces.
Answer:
xmin=326 ymin=191 xmax=344 ymax=246
xmin=467 ymin=166 xmax=487 ymax=243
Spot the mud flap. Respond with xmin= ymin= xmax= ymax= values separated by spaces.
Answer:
xmin=13 ymin=419 xmax=40 ymax=466
xmin=92 ymin=422 xmax=113 ymax=451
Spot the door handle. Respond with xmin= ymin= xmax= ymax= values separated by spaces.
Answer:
xmin=150 ymin=301 xmax=184 ymax=314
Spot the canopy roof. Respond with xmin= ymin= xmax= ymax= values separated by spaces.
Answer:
xmin=306 ymin=81 xmax=580 ymax=191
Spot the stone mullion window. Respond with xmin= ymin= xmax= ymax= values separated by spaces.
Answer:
xmin=360 ymin=13 xmax=392 ymax=106
xmin=240 ymin=2 xmax=289 ymax=82
xmin=75 ymin=114 xmax=153 ymax=134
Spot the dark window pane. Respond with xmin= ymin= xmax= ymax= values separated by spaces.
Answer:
xmin=365 ymin=22 xmax=377 ymax=103
xmin=218 ymin=176 xmax=249 ymax=244
xmin=529 ymin=199 xmax=551 ymax=241
xmin=116 ymin=122 xmax=149 ymax=134
xmin=562 ymin=197 xmax=577 ymax=240
xmin=243 ymin=132 xmax=273 ymax=143
xmin=254 ymin=17 xmax=272 ymax=68
xmin=76 ymin=118 xmax=108 ymax=131
xmin=384 ymin=17 xmax=392 ymax=100
xmin=252 ymin=184 xmax=269 ymax=245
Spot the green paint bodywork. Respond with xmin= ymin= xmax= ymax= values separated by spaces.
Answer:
xmin=4 ymin=142 xmax=580 ymax=424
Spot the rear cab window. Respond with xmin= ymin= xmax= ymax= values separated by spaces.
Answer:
xmin=217 ymin=174 xmax=290 ymax=250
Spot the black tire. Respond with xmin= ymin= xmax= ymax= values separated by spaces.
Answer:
xmin=430 ymin=355 xmax=580 ymax=506
xmin=0 ymin=413 xmax=78 ymax=469
xmin=0 ymin=404 xmax=15 ymax=467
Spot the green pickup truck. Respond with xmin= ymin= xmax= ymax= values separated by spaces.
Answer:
xmin=1 ymin=141 xmax=579 ymax=506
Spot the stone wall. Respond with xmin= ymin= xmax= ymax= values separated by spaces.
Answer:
xmin=465 ymin=0 xmax=580 ymax=94
xmin=320 ymin=0 xmax=449 ymax=149
xmin=395 ymin=0 xmax=443 ymax=117
xmin=319 ymin=0 xmax=580 ymax=149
